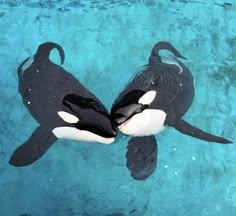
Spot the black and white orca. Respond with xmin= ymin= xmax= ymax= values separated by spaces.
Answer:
xmin=111 ymin=41 xmax=232 ymax=180
xmin=9 ymin=42 xmax=116 ymax=167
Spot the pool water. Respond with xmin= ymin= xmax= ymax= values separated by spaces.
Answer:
xmin=0 ymin=0 xmax=236 ymax=215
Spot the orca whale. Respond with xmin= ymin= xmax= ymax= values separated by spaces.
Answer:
xmin=9 ymin=42 xmax=116 ymax=167
xmin=111 ymin=41 xmax=232 ymax=180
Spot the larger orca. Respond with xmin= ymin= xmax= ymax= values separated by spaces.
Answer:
xmin=9 ymin=42 xmax=116 ymax=167
xmin=111 ymin=41 xmax=232 ymax=180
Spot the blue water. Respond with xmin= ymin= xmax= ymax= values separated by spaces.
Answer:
xmin=0 ymin=0 xmax=236 ymax=215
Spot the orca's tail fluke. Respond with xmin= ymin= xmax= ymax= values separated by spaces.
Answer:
xmin=126 ymin=136 xmax=158 ymax=180
xmin=34 ymin=42 xmax=65 ymax=65
xmin=171 ymin=119 xmax=233 ymax=144
xmin=149 ymin=41 xmax=186 ymax=65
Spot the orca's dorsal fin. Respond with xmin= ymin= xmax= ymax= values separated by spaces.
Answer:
xmin=148 ymin=41 xmax=186 ymax=65
xmin=170 ymin=119 xmax=232 ymax=144
xmin=17 ymin=42 xmax=65 ymax=81
xmin=126 ymin=136 xmax=158 ymax=180
xmin=9 ymin=125 xmax=58 ymax=167
xmin=34 ymin=42 xmax=65 ymax=65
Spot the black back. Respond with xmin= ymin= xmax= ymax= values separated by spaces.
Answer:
xmin=17 ymin=42 xmax=105 ymax=126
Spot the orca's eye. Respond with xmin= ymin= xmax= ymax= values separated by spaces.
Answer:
xmin=73 ymin=122 xmax=116 ymax=138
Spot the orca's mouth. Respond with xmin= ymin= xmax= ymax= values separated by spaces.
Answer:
xmin=117 ymin=119 xmax=130 ymax=130
xmin=111 ymin=103 xmax=148 ymax=127
xmin=73 ymin=122 xmax=116 ymax=138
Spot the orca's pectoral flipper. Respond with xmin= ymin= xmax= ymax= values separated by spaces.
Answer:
xmin=126 ymin=136 xmax=158 ymax=180
xmin=171 ymin=119 xmax=232 ymax=144
xmin=149 ymin=41 xmax=186 ymax=65
xmin=34 ymin=42 xmax=65 ymax=65
xmin=9 ymin=125 xmax=58 ymax=167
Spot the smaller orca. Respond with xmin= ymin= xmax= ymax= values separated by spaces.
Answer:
xmin=111 ymin=41 xmax=232 ymax=180
xmin=9 ymin=42 xmax=116 ymax=167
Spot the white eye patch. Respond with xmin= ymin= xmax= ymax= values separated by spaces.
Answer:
xmin=58 ymin=111 xmax=79 ymax=123
xmin=138 ymin=91 xmax=157 ymax=105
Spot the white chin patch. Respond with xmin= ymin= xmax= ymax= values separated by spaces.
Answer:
xmin=58 ymin=111 xmax=79 ymax=123
xmin=138 ymin=91 xmax=156 ymax=105
xmin=52 ymin=127 xmax=114 ymax=144
xmin=118 ymin=109 xmax=167 ymax=136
